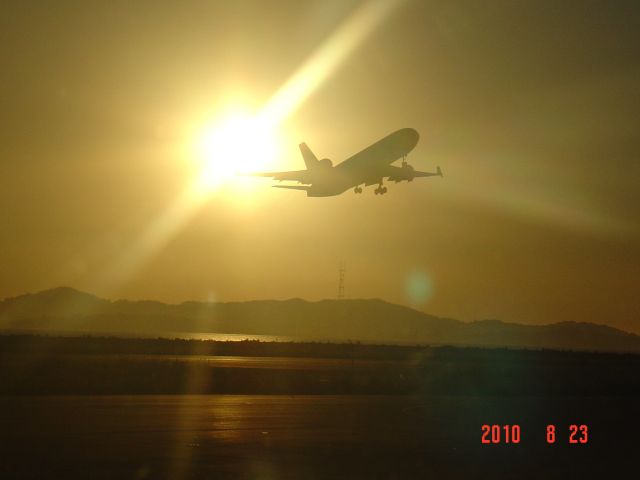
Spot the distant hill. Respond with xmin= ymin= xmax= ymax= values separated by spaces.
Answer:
xmin=1 ymin=287 xmax=639 ymax=353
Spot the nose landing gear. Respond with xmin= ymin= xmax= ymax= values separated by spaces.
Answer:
xmin=354 ymin=186 xmax=363 ymax=194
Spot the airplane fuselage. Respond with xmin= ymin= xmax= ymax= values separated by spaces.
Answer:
xmin=305 ymin=128 xmax=419 ymax=197
xmin=258 ymin=127 xmax=440 ymax=196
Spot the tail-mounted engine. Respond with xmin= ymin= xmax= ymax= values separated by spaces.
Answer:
xmin=318 ymin=158 xmax=333 ymax=168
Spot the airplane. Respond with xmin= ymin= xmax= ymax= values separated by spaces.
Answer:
xmin=251 ymin=128 xmax=442 ymax=197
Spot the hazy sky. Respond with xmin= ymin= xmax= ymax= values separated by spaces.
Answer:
xmin=1 ymin=0 xmax=639 ymax=333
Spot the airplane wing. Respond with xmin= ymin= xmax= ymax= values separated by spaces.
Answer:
xmin=386 ymin=165 xmax=442 ymax=182
xmin=248 ymin=170 xmax=309 ymax=183
xmin=412 ymin=169 xmax=442 ymax=178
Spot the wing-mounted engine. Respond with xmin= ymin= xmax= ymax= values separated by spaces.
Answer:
xmin=389 ymin=163 xmax=416 ymax=182
xmin=401 ymin=163 xmax=414 ymax=180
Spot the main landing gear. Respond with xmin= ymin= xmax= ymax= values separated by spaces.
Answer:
xmin=374 ymin=181 xmax=387 ymax=195
xmin=354 ymin=186 xmax=363 ymax=194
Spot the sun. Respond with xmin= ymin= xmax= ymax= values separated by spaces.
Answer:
xmin=193 ymin=109 xmax=282 ymax=193
xmin=195 ymin=111 xmax=279 ymax=189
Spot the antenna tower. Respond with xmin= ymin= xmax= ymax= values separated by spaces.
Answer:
xmin=337 ymin=261 xmax=346 ymax=299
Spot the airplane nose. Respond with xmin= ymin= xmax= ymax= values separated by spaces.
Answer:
xmin=401 ymin=128 xmax=419 ymax=150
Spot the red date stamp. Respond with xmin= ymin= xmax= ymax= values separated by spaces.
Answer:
xmin=481 ymin=424 xmax=589 ymax=444
xmin=481 ymin=424 xmax=521 ymax=444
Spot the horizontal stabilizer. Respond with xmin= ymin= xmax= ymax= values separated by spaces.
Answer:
xmin=246 ymin=170 xmax=308 ymax=182
xmin=246 ymin=172 xmax=280 ymax=177
xmin=272 ymin=185 xmax=310 ymax=191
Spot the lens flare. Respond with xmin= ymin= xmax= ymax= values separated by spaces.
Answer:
xmin=405 ymin=269 xmax=433 ymax=307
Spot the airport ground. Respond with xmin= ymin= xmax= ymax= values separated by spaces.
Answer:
xmin=0 ymin=335 xmax=638 ymax=478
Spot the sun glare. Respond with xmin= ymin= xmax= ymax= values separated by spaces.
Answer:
xmin=86 ymin=0 xmax=405 ymax=303
xmin=194 ymin=110 xmax=281 ymax=193
xmin=189 ymin=0 xmax=406 ymax=199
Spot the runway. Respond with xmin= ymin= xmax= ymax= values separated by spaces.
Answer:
xmin=0 ymin=395 xmax=635 ymax=479
xmin=25 ymin=353 xmax=405 ymax=370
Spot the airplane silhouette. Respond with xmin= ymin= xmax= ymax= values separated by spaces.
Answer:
xmin=252 ymin=128 xmax=442 ymax=196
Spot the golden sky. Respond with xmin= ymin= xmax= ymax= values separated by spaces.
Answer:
xmin=1 ymin=0 xmax=639 ymax=333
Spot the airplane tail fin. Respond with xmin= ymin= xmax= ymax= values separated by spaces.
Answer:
xmin=437 ymin=166 xmax=443 ymax=177
xmin=299 ymin=143 xmax=319 ymax=170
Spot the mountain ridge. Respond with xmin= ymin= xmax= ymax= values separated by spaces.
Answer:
xmin=1 ymin=287 xmax=638 ymax=353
